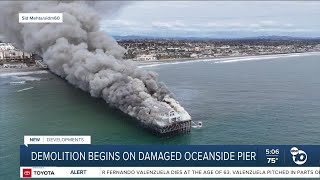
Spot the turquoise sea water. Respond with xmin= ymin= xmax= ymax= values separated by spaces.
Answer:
xmin=1 ymin=55 xmax=320 ymax=179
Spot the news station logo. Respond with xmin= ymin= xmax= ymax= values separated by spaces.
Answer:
xmin=23 ymin=168 xmax=32 ymax=178
xmin=290 ymin=147 xmax=307 ymax=165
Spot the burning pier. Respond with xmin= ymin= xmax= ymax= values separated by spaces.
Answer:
xmin=134 ymin=97 xmax=194 ymax=137
xmin=0 ymin=1 xmax=194 ymax=138
xmin=141 ymin=117 xmax=192 ymax=137
xmin=156 ymin=120 xmax=192 ymax=136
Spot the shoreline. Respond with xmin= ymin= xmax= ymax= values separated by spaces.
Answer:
xmin=1 ymin=51 xmax=320 ymax=74
xmin=135 ymin=51 xmax=320 ymax=65
xmin=0 ymin=67 xmax=48 ymax=75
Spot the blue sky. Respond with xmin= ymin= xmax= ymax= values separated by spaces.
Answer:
xmin=101 ymin=1 xmax=320 ymax=38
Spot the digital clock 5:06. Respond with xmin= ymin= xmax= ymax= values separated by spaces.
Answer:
xmin=266 ymin=149 xmax=280 ymax=155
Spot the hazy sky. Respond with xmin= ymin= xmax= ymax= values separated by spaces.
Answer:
xmin=101 ymin=1 xmax=320 ymax=38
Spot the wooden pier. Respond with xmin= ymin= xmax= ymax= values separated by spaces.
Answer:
xmin=141 ymin=120 xmax=192 ymax=137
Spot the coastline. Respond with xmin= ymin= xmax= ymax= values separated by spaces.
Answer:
xmin=1 ymin=51 xmax=320 ymax=74
xmin=0 ymin=67 xmax=48 ymax=76
xmin=135 ymin=51 xmax=320 ymax=66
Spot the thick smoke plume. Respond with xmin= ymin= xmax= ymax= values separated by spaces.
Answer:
xmin=0 ymin=1 xmax=191 ymax=126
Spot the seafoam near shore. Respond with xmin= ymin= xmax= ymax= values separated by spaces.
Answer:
xmin=137 ymin=52 xmax=320 ymax=68
xmin=0 ymin=67 xmax=48 ymax=77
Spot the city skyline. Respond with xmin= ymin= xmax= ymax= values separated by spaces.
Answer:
xmin=101 ymin=1 xmax=320 ymax=38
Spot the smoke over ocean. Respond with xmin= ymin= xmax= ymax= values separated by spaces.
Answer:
xmin=0 ymin=1 xmax=190 ymax=127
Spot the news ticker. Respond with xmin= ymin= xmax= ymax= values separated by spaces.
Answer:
xmin=20 ymin=167 xmax=320 ymax=178
xmin=20 ymin=136 xmax=320 ymax=178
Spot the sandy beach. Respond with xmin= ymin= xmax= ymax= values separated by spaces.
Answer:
xmin=136 ymin=51 xmax=320 ymax=66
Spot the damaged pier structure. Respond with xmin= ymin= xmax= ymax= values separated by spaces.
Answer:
xmin=142 ymin=117 xmax=192 ymax=137
xmin=137 ymin=97 xmax=193 ymax=137
xmin=157 ymin=120 xmax=192 ymax=136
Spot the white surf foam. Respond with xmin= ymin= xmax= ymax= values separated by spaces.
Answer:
xmin=138 ymin=52 xmax=320 ymax=68
xmin=214 ymin=56 xmax=279 ymax=64
xmin=138 ymin=60 xmax=198 ymax=68
xmin=17 ymin=87 xmax=34 ymax=92
xmin=15 ymin=76 xmax=41 ymax=81
xmin=9 ymin=81 xmax=26 ymax=85
xmin=214 ymin=52 xmax=320 ymax=64
xmin=0 ymin=70 xmax=48 ymax=77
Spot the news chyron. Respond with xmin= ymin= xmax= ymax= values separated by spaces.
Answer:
xmin=20 ymin=136 xmax=320 ymax=178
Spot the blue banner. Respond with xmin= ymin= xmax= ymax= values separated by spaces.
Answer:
xmin=20 ymin=145 xmax=320 ymax=167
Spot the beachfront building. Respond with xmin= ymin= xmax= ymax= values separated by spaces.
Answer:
xmin=0 ymin=50 xmax=5 ymax=60
xmin=136 ymin=54 xmax=157 ymax=61
xmin=0 ymin=49 xmax=32 ymax=60
xmin=190 ymin=53 xmax=198 ymax=58
xmin=0 ymin=43 xmax=15 ymax=50
xmin=0 ymin=43 xmax=32 ymax=60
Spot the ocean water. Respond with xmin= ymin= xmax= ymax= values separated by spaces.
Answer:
xmin=1 ymin=54 xmax=320 ymax=179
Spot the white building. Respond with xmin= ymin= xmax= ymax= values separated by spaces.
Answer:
xmin=314 ymin=44 xmax=320 ymax=51
xmin=194 ymin=47 xmax=201 ymax=51
xmin=220 ymin=45 xmax=230 ymax=49
xmin=0 ymin=43 xmax=15 ymax=50
xmin=0 ymin=50 xmax=5 ymax=59
xmin=136 ymin=54 xmax=157 ymax=61
xmin=190 ymin=53 xmax=198 ymax=58
xmin=1 ymin=49 xmax=31 ymax=59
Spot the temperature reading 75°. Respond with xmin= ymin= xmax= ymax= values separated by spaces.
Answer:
xmin=266 ymin=149 xmax=280 ymax=164
xmin=267 ymin=157 xmax=278 ymax=164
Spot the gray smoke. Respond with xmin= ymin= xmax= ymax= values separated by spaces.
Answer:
xmin=0 ymin=1 xmax=191 ymax=126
